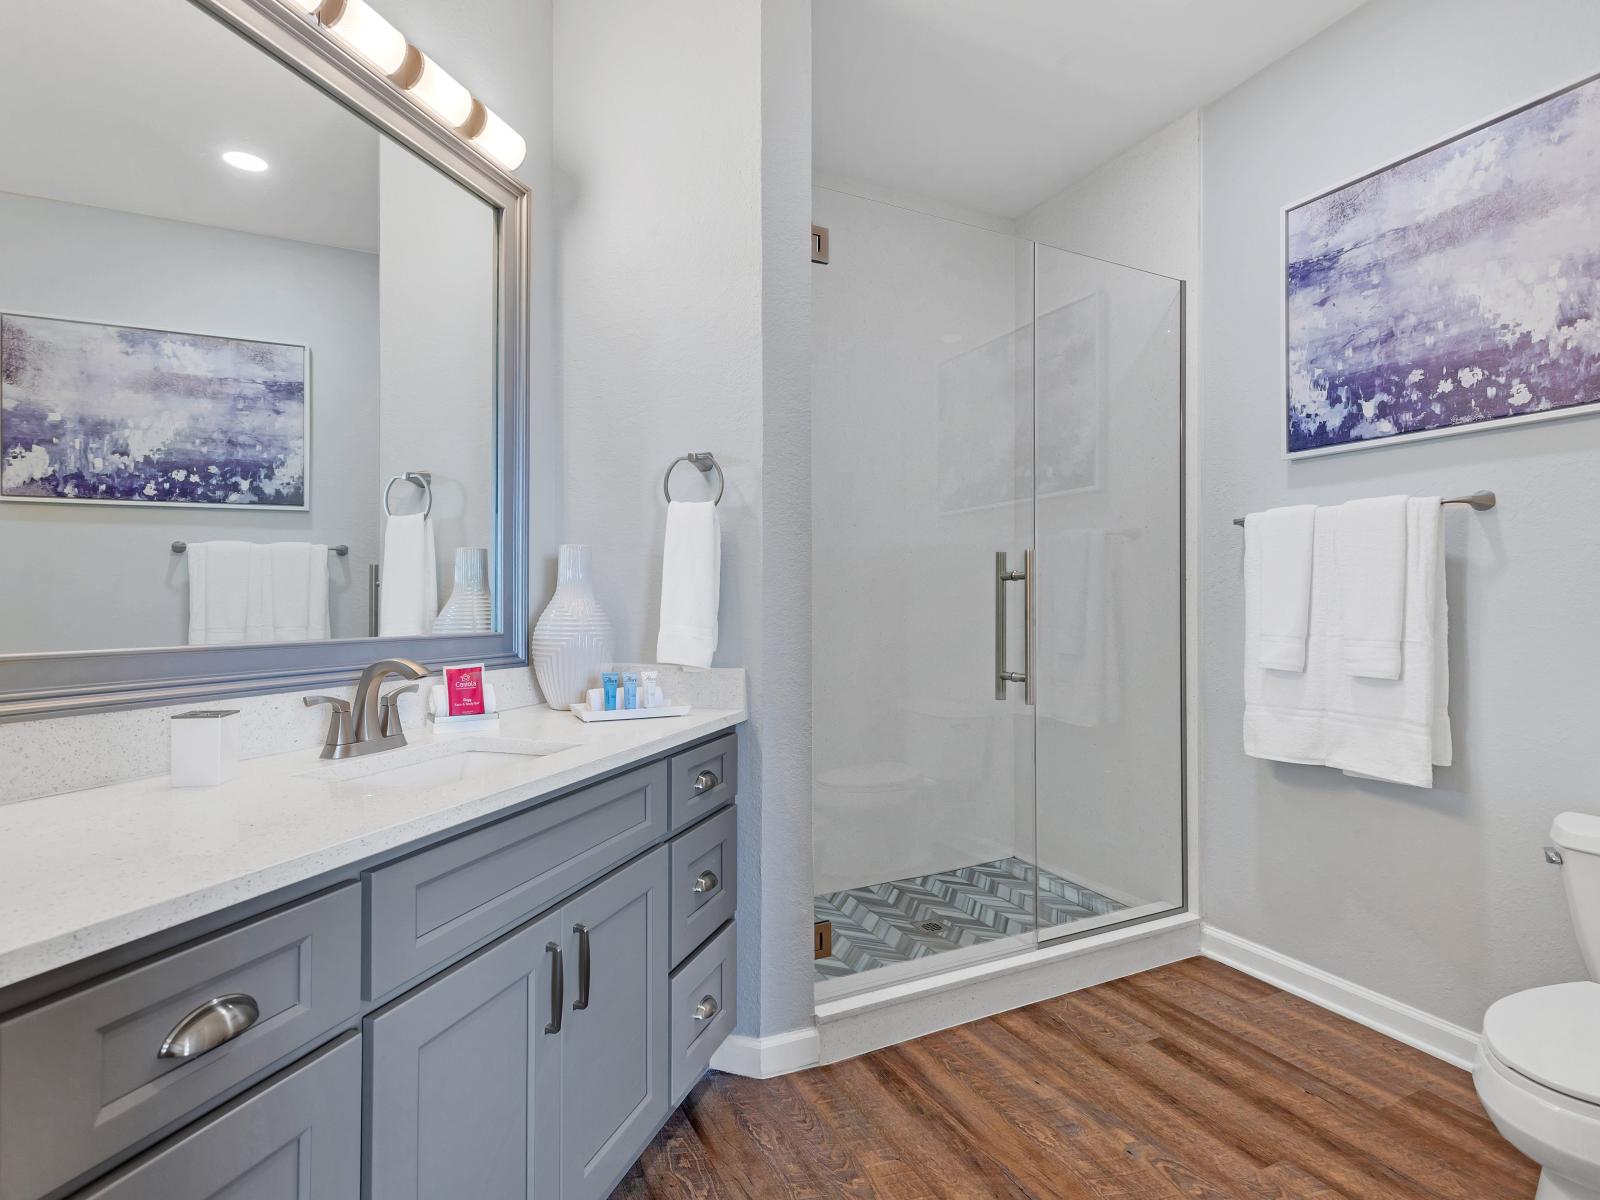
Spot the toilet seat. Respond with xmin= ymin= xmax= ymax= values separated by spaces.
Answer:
xmin=1482 ymin=981 xmax=1600 ymax=1106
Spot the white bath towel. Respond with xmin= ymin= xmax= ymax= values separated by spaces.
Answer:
xmin=1244 ymin=504 xmax=1316 ymax=672
xmin=1243 ymin=498 xmax=1451 ymax=788
xmin=1333 ymin=495 xmax=1408 ymax=679
xmin=656 ymin=501 xmax=721 ymax=668
xmin=378 ymin=514 xmax=439 ymax=637
xmin=187 ymin=541 xmax=329 ymax=645
xmin=1325 ymin=496 xmax=1450 ymax=787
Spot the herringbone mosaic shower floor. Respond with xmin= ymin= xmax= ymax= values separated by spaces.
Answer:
xmin=813 ymin=857 xmax=1124 ymax=980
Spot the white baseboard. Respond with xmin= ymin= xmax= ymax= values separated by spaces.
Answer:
xmin=1200 ymin=926 xmax=1480 ymax=1070
xmin=710 ymin=1026 xmax=821 ymax=1079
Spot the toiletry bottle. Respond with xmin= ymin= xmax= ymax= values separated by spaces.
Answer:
xmin=622 ymin=671 xmax=639 ymax=710
xmin=602 ymin=672 xmax=620 ymax=711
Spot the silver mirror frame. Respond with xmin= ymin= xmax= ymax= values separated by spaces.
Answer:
xmin=0 ymin=0 xmax=531 ymax=721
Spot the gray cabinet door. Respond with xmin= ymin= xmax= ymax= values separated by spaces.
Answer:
xmin=558 ymin=847 xmax=670 ymax=1200
xmin=365 ymin=912 xmax=562 ymax=1200
xmin=76 ymin=1033 xmax=361 ymax=1200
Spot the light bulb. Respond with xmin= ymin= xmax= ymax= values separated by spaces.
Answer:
xmin=408 ymin=54 xmax=474 ymax=129
xmin=322 ymin=0 xmax=408 ymax=77
xmin=468 ymin=103 xmax=526 ymax=171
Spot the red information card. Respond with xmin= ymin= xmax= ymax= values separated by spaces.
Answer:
xmin=444 ymin=663 xmax=486 ymax=716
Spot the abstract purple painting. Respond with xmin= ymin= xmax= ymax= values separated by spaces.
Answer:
xmin=1 ymin=314 xmax=308 ymax=507
xmin=1285 ymin=73 xmax=1600 ymax=456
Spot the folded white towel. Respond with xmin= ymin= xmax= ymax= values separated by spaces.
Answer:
xmin=187 ymin=541 xmax=330 ymax=645
xmin=1245 ymin=505 xmax=1316 ymax=672
xmin=378 ymin=514 xmax=439 ymax=637
xmin=1244 ymin=498 xmax=1451 ymax=789
xmin=656 ymin=501 xmax=721 ymax=668
xmin=1325 ymin=496 xmax=1449 ymax=787
xmin=1334 ymin=495 xmax=1408 ymax=679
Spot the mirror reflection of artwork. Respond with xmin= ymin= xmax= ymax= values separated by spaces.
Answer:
xmin=1285 ymin=73 xmax=1600 ymax=456
xmin=1 ymin=314 xmax=308 ymax=508
xmin=936 ymin=293 xmax=1103 ymax=513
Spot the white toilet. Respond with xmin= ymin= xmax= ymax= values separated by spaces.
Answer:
xmin=1474 ymin=811 xmax=1600 ymax=1200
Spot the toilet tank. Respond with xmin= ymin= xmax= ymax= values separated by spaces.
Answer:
xmin=1552 ymin=811 xmax=1600 ymax=979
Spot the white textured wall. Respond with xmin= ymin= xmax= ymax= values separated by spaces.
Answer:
xmin=1201 ymin=0 xmax=1599 ymax=1028
xmin=0 ymin=191 xmax=378 ymax=648
xmin=555 ymin=0 xmax=813 ymax=1039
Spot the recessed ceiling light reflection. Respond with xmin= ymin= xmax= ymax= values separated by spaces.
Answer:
xmin=222 ymin=150 xmax=270 ymax=173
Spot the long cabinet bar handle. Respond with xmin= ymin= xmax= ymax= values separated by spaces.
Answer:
xmin=544 ymin=943 xmax=564 ymax=1034
xmin=573 ymin=924 xmax=591 ymax=1011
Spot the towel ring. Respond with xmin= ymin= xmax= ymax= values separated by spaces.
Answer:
xmin=662 ymin=452 xmax=724 ymax=505
xmin=384 ymin=471 xmax=433 ymax=518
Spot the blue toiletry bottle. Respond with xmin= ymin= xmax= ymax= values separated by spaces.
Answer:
xmin=602 ymin=672 xmax=620 ymax=711
xmin=622 ymin=672 xmax=639 ymax=710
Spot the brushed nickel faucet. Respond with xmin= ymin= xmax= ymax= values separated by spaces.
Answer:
xmin=305 ymin=658 xmax=432 ymax=760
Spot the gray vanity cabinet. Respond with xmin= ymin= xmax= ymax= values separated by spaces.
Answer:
xmin=365 ymin=846 xmax=669 ymax=1200
xmin=558 ymin=847 xmax=670 ymax=1200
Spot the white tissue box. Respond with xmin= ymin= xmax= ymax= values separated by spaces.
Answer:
xmin=170 ymin=709 xmax=240 ymax=787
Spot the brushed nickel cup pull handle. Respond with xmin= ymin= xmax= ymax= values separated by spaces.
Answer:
xmin=693 ymin=769 xmax=719 ymax=793
xmin=692 ymin=995 xmax=719 ymax=1022
xmin=158 ymin=993 xmax=260 ymax=1059
xmin=692 ymin=870 xmax=719 ymax=895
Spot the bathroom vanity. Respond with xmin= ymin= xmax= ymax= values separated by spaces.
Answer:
xmin=0 ymin=707 xmax=742 ymax=1200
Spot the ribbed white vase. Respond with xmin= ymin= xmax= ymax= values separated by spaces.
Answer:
xmin=530 ymin=544 xmax=614 ymax=710
xmin=432 ymin=547 xmax=494 ymax=635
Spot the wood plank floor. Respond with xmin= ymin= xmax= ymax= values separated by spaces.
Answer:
xmin=613 ymin=957 xmax=1536 ymax=1199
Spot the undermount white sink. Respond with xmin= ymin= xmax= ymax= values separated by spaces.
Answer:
xmin=309 ymin=736 xmax=577 ymax=790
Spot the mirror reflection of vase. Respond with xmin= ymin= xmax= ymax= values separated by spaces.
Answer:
xmin=530 ymin=544 xmax=614 ymax=709
xmin=432 ymin=547 xmax=494 ymax=635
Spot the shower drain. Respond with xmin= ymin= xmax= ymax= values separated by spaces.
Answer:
xmin=918 ymin=920 xmax=948 ymax=935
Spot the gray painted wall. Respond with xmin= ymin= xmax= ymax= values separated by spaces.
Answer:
xmin=1201 ymin=0 xmax=1600 ymax=1029
xmin=0 ymin=190 xmax=378 ymax=649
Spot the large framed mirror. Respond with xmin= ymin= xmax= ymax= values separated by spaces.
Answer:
xmin=0 ymin=0 xmax=530 ymax=719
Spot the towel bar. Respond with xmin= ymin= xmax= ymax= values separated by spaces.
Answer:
xmin=1231 ymin=490 xmax=1495 ymax=527
xmin=663 ymin=451 xmax=725 ymax=505
xmin=172 ymin=542 xmax=349 ymax=555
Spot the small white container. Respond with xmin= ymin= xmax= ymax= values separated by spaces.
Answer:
xmin=170 ymin=709 xmax=240 ymax=787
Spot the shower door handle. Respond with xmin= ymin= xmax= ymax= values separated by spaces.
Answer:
xmin=995 ymin=550 xmax=1032 ymax=703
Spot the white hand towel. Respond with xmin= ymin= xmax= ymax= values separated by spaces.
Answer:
xmin=1333 ymin=495 xmax=1408 ymax=679
xmin=379 ymin=514 xmax=439 ymax=637
xmin=1326 ymin=497 xmax=1449 ymax=787
xmin=1244 ymin=505 xmax=1316 ymax=671
xmin=187 ymin=540 xmax=253 ymax=645
xmin=656 ymin=500 xmax=721 ymax=668
xmin=187 ymin=541 xmax=329 ymax=645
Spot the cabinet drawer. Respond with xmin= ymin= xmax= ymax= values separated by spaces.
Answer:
xmin=669 ymin=734 xmax=737 ymax=830
xmin=668 ymin=805 xmax=736 ymax=968
xmin=668 ymin=921 xmax=736 ymax=1105
xmin=366 ymin=761 xmax=668 ymax=1000
xmin=0 ymin=885 xmax=360 ymax=1200
xmin=75 ymin=1033 xmax=361 ymax=1200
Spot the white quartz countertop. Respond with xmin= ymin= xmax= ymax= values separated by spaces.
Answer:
xmin=0 ymin=702 xmax=744 ymax=991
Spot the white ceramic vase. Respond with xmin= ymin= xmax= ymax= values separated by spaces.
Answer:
xmin=432 ymin=547 xmax=494 ymax=635
xmin=530 ymin=544 xmax=614 ymax=710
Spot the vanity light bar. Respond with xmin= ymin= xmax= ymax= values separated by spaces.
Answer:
xmin=280 ymin=0 xmax=527 ymax=170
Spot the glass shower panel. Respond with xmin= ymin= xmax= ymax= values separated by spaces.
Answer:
xmin=810 ymin=186 xmax=1036 ymax=996
xmin=1030 ymin=244 xmax=1185 ymax=940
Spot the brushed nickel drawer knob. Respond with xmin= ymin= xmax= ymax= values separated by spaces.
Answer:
xmin=692 ymin=869 xmax=719 ymax=895
xmin=693 ymin=995 xmax=719 ymax=1022
xmin=158 ymin=993 xmax=260 ymax=1059
xmin=693 ymin=769 xmax=720 ymax=793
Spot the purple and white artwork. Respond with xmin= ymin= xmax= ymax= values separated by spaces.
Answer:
xmin=1 ymin=314 xmax=308 ymax=507
xmin=1285 ymin=74 xmax=1600 ymax=456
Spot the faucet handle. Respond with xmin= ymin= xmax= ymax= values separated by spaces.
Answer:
xmin=303 ymin=695 xmax=354 ymax=755
xmin=379 ymin=683 xmax=422 ymax=739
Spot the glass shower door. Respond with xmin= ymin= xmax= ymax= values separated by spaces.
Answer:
xmin=1028 ymin=243 xmax=1186 ymax=941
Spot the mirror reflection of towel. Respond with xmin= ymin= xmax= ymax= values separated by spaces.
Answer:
xmin=187 ymin=541 xmax=330 ymax=645
xmin=378 ymin=514 xmax=439 ymax=637
xmin=1036 ymin=530 xmax=1119 ymax=728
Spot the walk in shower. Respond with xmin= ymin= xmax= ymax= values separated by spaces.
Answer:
xmin=811 ymin=185 xmax=1185 ymax=997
